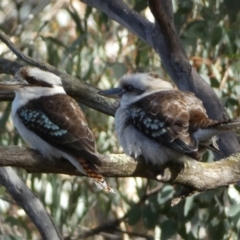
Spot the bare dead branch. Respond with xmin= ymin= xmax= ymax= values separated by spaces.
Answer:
xmin=0 ymin=56 xmax=116 ymax=117
xmin=0 ymin=167 xmax=63 ymax=240
xmin=0 ymin=58 xmax=23 ymax=75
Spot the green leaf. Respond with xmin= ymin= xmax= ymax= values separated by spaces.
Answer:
xmin=228 ymin=204 xmax=240 ymax=217
xmin=210 ymin=77 xmax=220 ymax=88
xmin=111 ymin=62 xmax=128 ymax=79
xmin=158 ymin=185 xmax=174 ymax=204
xmin=127 ymin=204 xmax=142 ymax=226
xmin=224 ymin=0 xmax=240 ymax=22
xmin=142 ymin=204 xmax=158 ymax=229
xmin=160 ymin=219 xmax=177 ymax=240
xmin=211 ymin=26 xmax=222 ymax=46
xmin=133 ymin=0 xmax=148 ymax=12
xmin=184 ymin=196 xmax=194 ymax=217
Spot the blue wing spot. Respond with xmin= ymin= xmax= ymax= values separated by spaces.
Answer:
xmin=19 ymin=108 xmax=67 ymax=136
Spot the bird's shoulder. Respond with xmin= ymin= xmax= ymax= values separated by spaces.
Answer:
xmin=127 ymin=90 xmax=213 ymax=159
xmin=130 ymin=90 xmax=211 ymax=130
xmin=19 ymin=94 xmax=88 ymax=129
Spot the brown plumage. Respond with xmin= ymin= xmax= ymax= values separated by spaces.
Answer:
xmin=18 ymin=93 xmax=113 ymax=192
xmin=6 ymin=66 xmax=114 ymax=192
xmin=99 ymin=72 xmax=240 ymax=164
xmin=129 ymin=90 xmax=228 ymax=160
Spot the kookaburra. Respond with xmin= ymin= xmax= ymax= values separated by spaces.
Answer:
xmin=0 ymin=66 xmax=113 ymax=192
xmin=99 ymin=72 xmax=240 ymax=164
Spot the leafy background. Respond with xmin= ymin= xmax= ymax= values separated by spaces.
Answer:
xmin=0 ymin=0 xmax=239 ymax=239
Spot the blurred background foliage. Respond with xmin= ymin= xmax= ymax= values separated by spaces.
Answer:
xmin=0 ymin=0 xmax=239 ymax=239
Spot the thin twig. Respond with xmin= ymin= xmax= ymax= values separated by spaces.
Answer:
xmin=171 ymin=188 xmax=198 ymax=206
xmin=0 ymin=30 xmax=59 ymax=74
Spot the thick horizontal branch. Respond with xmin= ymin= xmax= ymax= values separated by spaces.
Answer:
xmin=1 ymin=146 xmax=240 ymax=191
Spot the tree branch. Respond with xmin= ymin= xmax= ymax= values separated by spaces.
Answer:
xmin=0 ymin=167 xmax=63 ymax=240
xmin=0 ymin=29 xmax=116 ymax=117
xmin=1 ymin=146 xmax=240 ymax=191
xmin=80 ymin=0 xmax=155 ymax=47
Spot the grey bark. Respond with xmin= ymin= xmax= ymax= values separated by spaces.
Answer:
xmin=0 ymin=167 xmax=63 ymax=240
xmin=1 ymin=146 xmax=240 ymax=192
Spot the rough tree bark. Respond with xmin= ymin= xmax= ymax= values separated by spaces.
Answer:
xmin=1 ymin=146 xmax=240 ymax=191
xmin=0 ymin=167 xmax=63 ymax=240
xmin=0 ymin=0 xmax=239 ymax=239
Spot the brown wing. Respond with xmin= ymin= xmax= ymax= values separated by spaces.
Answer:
xmin=129 ymin=90 xmax=215 ymax=158
xmin=17 ymin=94 xmax=101 ymax=166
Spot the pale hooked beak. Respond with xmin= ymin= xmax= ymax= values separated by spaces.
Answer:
xmin=0 ymin=78 xmax=23 ymax=90
xmin=98 ymin=88 xmax=125 ymax=99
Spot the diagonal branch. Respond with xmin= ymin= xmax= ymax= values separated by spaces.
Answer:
xmin=0 ymin=29 xmax=116 ymax=117
xmin=80 ymin=0 xmax=155 ymax=47
xmin=0 ymin=167 xmax=63 ymax=240
xmin=0 ymin=57 xmax=117 ymax=117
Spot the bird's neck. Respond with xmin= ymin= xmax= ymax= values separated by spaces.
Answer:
xmin=12 ymin=86 xmax=66 ymax=112
xmin=120 ymin=89 xmax=170 ymax=108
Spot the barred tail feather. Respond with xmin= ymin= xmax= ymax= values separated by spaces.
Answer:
xmin=78 ymin=158 xmax=115 ymax=193
xmin=214 ymin=119 xmax=240 ymax=131
xmin=194 ymin=118 xmax=240 ymax=144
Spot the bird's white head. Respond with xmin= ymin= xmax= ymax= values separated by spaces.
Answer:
xmin=0 ymin=66 xmax=66 ymax=101
xmin=15 ymin=66 xmax=63 ymax=88
xmin=99 ymin=72 xmax=174 ymax=107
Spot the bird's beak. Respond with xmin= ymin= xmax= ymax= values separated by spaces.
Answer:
xmin=98 ymin=88 xmax=125 ymax=98
xmin=0 ymin=78 xmax=23 ymax=90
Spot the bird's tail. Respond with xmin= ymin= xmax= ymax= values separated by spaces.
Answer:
xmin=195 ymin=118 xmax=240 ymax=143
xmin=213 ymin=118 xmax=240 ymax=131
xmin=78 ymin=158 xmax=115 ymax=193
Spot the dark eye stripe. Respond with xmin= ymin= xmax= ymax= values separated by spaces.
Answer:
xmin=25 ymin=77 xmax=53 ymax=88
xmin=26 ymin=76 xmax=37 ymax=84
xmin=125 ymin=84 xmax=134 ymax=92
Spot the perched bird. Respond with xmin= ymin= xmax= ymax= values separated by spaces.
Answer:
xmin=99 ymin=72 xmax=240 ymax=164
xmin=0 ymin=66 xmax=114 ymax=192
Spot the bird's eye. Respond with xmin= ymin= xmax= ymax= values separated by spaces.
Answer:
xmin=126 ymin=84 xmax=134 ymax=92
xmin=26 ymin=76 xmax=37 ymax=84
